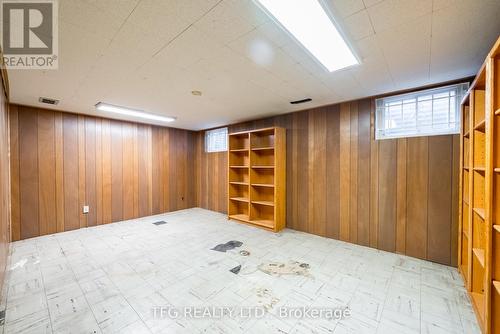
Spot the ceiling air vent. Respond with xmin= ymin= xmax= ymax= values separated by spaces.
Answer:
xmin=39 ymin=97 xmax=60 ymax=105
xmin=290 ymin=98 xmax=312 ymax=105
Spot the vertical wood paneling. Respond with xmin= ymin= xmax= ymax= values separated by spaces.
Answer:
xmin=85 ymin=117 xmax=97 ymax=226
xmin=427 ymin=136 xmax=452 ymax=264
xmin=378 ymin=139 xmax=397 ymax=252
xmin=9 ymin=105 xmax=20 ymax=241
xmin=162 ymin=128 xmax=170 ymax=212
xmin=122 ymin=123 xmax=134 ymax=220
xmin=11 ymin=105 xmax=197 ymax=239
xmin=357 ymin=100 xmax=371 ymax=246
xmin=138 ymin=125 xmax=151 ymax=217
xmin=406 ymin=136 xmax=429 ymax=259
xmin=38 ymin=110 xmax=56 ymax=235
xmin=396 ymin=138 xmax=407 ymax=254
xmin=19 ymin=107 xmax=39 ymax=239
xmin=296 ymin=111 xmax=309 ymax=232
xmin=55 ymin=112 xmax=64 ymax=232
xmin=63 ymin=114 xmax=79 ymax=231
xmin=326 ymin=105 xmax=340 ymax=239
xmin=350 ymin=102 xmax=358 ymax=243
xmin=78 ymin=116 xmax=86 ymax=228
xmin=95 ymin=119 xmax=103 ymax=225
xmin=308 ymin=108 xmax=327 ymax=236
xmin=101 ymin=119 xmax=112 ymax=224
xmin=340 ymin=104 xmax=351 ymax=241
xmin=370 ymin=104 xmax=379 ymax=248
xmin=111 ymin=121 xmax=123 ymax=222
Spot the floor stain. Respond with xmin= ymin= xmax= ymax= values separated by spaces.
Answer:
xmin=211 ymin=240 xmax=243 ymax=252
xmin=258 ymin=261 xmax=311 ymax=277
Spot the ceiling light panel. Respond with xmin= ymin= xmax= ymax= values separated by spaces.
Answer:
xmin=95 ymin=103 xmax=176 ymax=123
xmin=254 ymin=0 xmax=359 ymax=72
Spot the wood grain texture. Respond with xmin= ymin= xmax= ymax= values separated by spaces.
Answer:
xmin=406 ymin=136 xmax=429 ymax=259
xmin=0 ymin=79 xmax=10 ymax=296
xmin=9 ymin=104 xmax=197 ymax=240
xmin=195 ymin=99 xmax=460 ymax=265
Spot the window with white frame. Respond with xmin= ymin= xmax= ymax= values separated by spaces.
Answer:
xmin=375 ymin=83 xmax=469 ymax=140
xmin=205 ymin=127 xmax=228 ymax=152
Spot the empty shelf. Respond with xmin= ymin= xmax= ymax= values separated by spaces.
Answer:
xmin=230 ymin=165 xmax=249 ymax=169
xmin=251 ymin=147 xmax=274 ymax=151
xmin=495 ymin=108 xmax=500 ymax=116
xmin=473 ymin=248 xmax=485 ymax=267
xmin=494 ymin=168 xmax=500 ymax=173
xmin=230 ymin=148 xmax=249 ymax=152
xmin=252 ymin=166 xmax=275 ymax=169
xmin=230 ymin=197 xmax=249 ymax=203
xmin=252 ymin=200 xmax=274 ymax=207
xmin=230 ymin=214 xmax=249 ymax=222
xmin=252 ymin=183 xmax=274 ymax=188
xmin=251 ymin=219 xmax=274 ymax=229
xmin=473 ymin=207 xmax=485 ymax=220
xmin=230 ymin=181 xmax=248 ymax=186
xmin=494 ymin=225 xmax=500 ymax=233
xmin=473 ymin=167 xmax=485 ymax=172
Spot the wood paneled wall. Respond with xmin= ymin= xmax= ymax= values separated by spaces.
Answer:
xmin=195 ymin=99 xmax=460 ymax=266
xmin=9 ymin=104 xmax=196 ymax=241
xmin=0 ymin=74 xmax=9 ymax=292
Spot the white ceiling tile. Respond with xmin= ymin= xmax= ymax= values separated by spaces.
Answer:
xmin=327 ymin=0 xmax=365 ymax=18
xmin=59 ymin=1 xmax=124 ymax=41
xmin=376 ymin=14 xmax=432 ymax=87
xmin=362 ymin=0 xmax=386 ymax=8
xmin=193 ymin=1 xmax=256 ymax=45
xmin=342 ymin=10 xmax=374 ymax=41
xmin=89 ymin=0 xmax=141 ymax=21
xmin=367 ymin=0 xmax=432 ymax=33
xmin=430 ymin=0 xmax=500 ymax=81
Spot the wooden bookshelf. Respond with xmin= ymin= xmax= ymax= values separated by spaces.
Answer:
xmin=458 ymin=36 xmax=500 ymax=334
xmin=227 ymin=127 xmax=286 ymax=232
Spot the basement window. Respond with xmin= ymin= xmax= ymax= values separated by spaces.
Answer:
xmin=205 ymin=127 xmax=228 ymax=152
xmin=375 ymin=83 xmax=469 ymax=140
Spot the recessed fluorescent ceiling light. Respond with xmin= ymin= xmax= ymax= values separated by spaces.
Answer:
xmin=255 ymin=0 xmax=358 ymax=72
xmin=95 ymin=103 xmax=176 ymax=123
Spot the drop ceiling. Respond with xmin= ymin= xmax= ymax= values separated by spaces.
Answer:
xmin=7 ymin=0 xmax=500 ymax=130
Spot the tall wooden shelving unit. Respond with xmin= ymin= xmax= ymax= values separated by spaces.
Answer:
xmin=227 ymin=127 xmax=286 ymax=232
xmin=459 ymin=36 xmax=500 ymax=334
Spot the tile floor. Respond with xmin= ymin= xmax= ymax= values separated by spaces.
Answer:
xmin=0 ymin=208 xmax=480 ymax=334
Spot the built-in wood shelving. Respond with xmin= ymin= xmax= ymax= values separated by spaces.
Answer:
xmin=458 ymin=36 xmax=500 ymax=334
xmin=251 ymin=183 xmax=274 ymax=188
xmin=230 ymin=181 xmax=248 ymax=186
xmin=227 ymin=127 xmax=286 ymax=232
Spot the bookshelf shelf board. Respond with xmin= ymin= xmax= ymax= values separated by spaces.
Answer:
xmin=230 ymin=197 xmax=249 ymax=203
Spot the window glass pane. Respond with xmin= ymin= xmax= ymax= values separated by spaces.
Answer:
xmin=205 ymin=127 xmax=228 ymax=152
xmin=375 ymin=83 xmax=468 ymax=140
